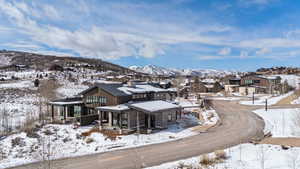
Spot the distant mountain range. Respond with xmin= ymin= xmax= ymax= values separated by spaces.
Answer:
xmin=129 ymin=65 xmax=238 ymax=77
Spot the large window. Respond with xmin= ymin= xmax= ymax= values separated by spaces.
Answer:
xmin=121 ymin=112 xmax=128 ymax=128
xmin=74 ymin=106 xmax=81 ymax=117
xmin=245 ymin=80 xmax=253 ymax=85
xmin=253 ymin=80 xmax=260 ymax=84
xmin=86 ymin=96 xmax=107 ymax=104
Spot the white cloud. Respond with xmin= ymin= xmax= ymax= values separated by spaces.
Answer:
xmin=2 ymin=41 xmax=41 ymax=49
xmin=0 ymin=0 xmax=298 ymax=62
xmin=0 ymin=26 xmax=11 ymax=32
xmin=256 ymin=47 xmax=271 ymax=55
xmin=198 ymin=55 xmax=223 ymax=60
xmin=240 ymin=51 xmax=248 ymax=58
xmin=42 ymin=5 xmax=60 ymax=20
xmin=218 ymin=47 xmax=231 ymax=55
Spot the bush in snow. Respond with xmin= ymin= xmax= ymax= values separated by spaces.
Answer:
xmin=214 ymin=150 xmax=227 ymax=161
xmin=26 ymin=129 xmax=40 ymax=139
xmin=199 ymin=154 xmax=216 ymax=166
xmin=85 ymin=137 xmax=94 ymax=144
xmin=11 ymin=137 xmax=26 ymax=147
xmin=63 ymin=137 xmax=72 ymax=143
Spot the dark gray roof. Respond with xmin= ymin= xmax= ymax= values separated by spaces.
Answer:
xmin=49 ymin=97 xmax=83 ymax=105
xmin=96 ymin=83 xmax=130 ymax=97
xmin=79 ymin=83 xmax=130 ymax=97
xmin=52 ymin=97 xmax=83 ymax=103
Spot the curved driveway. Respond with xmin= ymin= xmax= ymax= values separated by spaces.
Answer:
xmin=10 ymin=100 xmax=265 ymax=169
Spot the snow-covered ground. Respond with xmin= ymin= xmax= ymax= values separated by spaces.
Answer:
xmin=0 ymin=80 xmax=39 ymax=132
xmin=149 ymin=102 xmax=300 ymax=169
xmin=0 ymin=94 xmax=39 ymax=132
xmin=210 ymin=97 xmax=241 ymax=101
xmin=292 ymin=97 xmax=300 ymax=104
xmin=147 ymin=143 xmax=300 ymax=169
xmin=240 ymin=91 xmax=294 ymax=106
xmin=56 ymin=80 xmax=89 ymax=97
xmin=254 ymin=108 xmax=300 ymax=137
xmin=277 ymin=74 xmax=300 ymax=89
xmin=200 ymin=109 xmax=219 ymax=126
xmin=0 ymin=114 xmax=202 ymax=169
xmin=0 ymin=80 xmax=35 ymax=89
xmin=175 ymin=98 xmax=200 ymax=108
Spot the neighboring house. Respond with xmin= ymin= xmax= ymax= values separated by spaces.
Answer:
xmin=49 ymin=82 xmax=180 ymax=133
xmin=204 ymin=81 xmax=223 ymax=93
xmin=240 ymin=75 xmax=282 ymax=95
xmin=224 ymin=78 xmax=241 ymax=94
xmin=190 ymin=78 xmax=223 ymax=93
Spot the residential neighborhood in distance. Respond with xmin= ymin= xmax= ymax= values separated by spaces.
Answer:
xmin=1 ymin=1 xmax=300 ymax=169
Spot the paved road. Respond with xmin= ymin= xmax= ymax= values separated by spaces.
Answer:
xmin=10 ymin=100 xmax=265 ymax=169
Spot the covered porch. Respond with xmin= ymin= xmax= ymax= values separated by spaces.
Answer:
xmin=49 ymin=97 xmax=84 ymax=124
xmin=96 ymin=100 xmax=182 ymax=133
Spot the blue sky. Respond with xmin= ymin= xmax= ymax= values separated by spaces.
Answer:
xmin=0 ymin=0 xmax=300 ymax=71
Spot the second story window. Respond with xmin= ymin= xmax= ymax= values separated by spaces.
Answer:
xmin=86 ymin=96 xmax=107 ymax=104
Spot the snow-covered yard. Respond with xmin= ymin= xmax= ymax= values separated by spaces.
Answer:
xmin=149 ymin=104 xmax=300 ymax=169
xmin=175 ymin=97 xmax=200 ymax=108
xmin=148 ymin=143 xmax=300 ymax=169
xmin=240 ymin=91 xmax=294 ymax=106
xmin=0 ymin=94 xmax=39 ymax=132
xmin=56 ymin=80 xmax=89 ymax=97
xmin=0 ymin=80 xmax=34 ymax=89
xmin=254 ymin=108 xmax=300 ymax=137
xmin=0 ymin=80 xmax=39 ymax=132
xmin=0 ymin=114 xmax=202 ymax=169
xmin=277 ymin=74 xmax=300 ymax=89
xmin=292 ymin=97 xmax=300 ymax=104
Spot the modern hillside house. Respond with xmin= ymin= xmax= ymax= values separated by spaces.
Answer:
xmin=49 ymin=82 xmax=180 ymax=133
xmin=240 ymin=75 xmax=282 ymax=95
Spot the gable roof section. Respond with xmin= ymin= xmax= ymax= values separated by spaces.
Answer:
xmin=79 ymin=83 xmax=130 ymax=97
xmin=129 ymin=100 xmax=180 ymax=113
xmin=79 ymin=82 xmax=175 ymax=97
xmin=96 ymin=83 xmax=130 ymax=97
xmin=49 ymin=97 xmax=83 ymax=105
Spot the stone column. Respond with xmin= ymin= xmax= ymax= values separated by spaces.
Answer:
xmin=147 ymin=113 xmax=151 ymax=134
xmin=98 ymin=110 xmax=102 ymax=130
xmin=108 ymin=112 xmax=112 ymax=127
xmin=65 ymin=106 xmax=68 ymax=118
xmin=147 ymin=114 xmax=151 ymax=129
xmin=136 ymin=111 xmax=140 ymax=134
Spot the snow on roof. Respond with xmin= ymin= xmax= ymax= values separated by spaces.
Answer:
xmin=130 ymin=100 xmax=180 ymax=113
xmin=258 ymin=75 xmax=280 ymax=80
xmin=96 ymin=104 xmax=130 ymax=111
xmin=167 ymin=88 xmax=177 ymax=92
xmin=204 ymin=85 xmax=214 ymax=88
xmin=202 ymin=79 xmax=216 ymax=83
xmin=118 ymin=84 xmax=169 ymax=94
xmin=49 ymin=101 xmax=83 ymax=105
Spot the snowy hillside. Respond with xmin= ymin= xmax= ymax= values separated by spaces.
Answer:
xmin=277 ymin=74 xmax=300 ymax=89
xmin=129 ymin=65 xmax=238 ymax=77
xmin=0 ymin=54 xmax=11 ymax=66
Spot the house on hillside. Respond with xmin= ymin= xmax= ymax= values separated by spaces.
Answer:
xmin=239 ymin=75 xmax=282 ymax=95
xmin=186 ymin=78 xmax=223 ymax=94
xmin=49 ymin=82 xmax=180 ymax=133
xmin=224 ymin=78 xmax=241 ymax=94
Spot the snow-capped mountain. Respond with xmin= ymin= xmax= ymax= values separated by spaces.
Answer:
xmin=129 ymin=65 xmax=238 ymax=77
